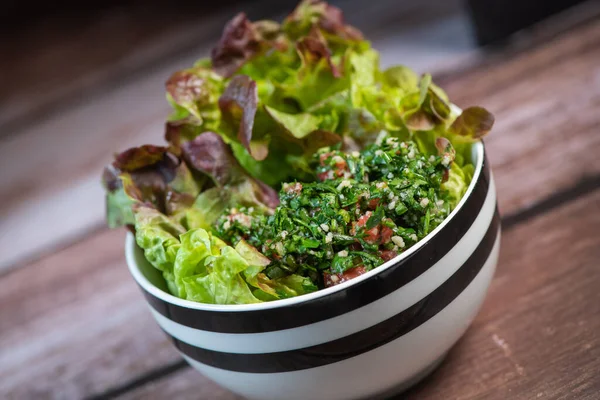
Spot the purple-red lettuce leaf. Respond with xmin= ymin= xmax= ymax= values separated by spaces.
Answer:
xmin=211 ymin=13 xmax=287 ymax=79
xmin=180 ymin=132 xmax=279 ymax=211
xmin=102 ymin=145 xmax=202 ymax=228
xmin=448 ymin=106 xmax=495 ymax=141
xmin=283 ymin=0 xmax=363 ymax=42
xmin=297 ymin=26 xmax=341 ymax=78
xmin=218 ymin=75 xmax=263 ymax=159
xmin=165 ymin=68 xmax=223 ymax=131
xmin=211 ymin=13 xmax=263 ymax=78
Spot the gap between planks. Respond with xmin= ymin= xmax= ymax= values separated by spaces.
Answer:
xmin=86 ymin=175 xmax=600 ymax=400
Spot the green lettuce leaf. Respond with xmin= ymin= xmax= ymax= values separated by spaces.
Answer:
xmin=173 ymin=228 xmax=227 ymax=298
xmin=104 ymin=180 xmax=136 ymax=228
xmin=264 ymin=105 xmax=321 ymax=138
xmin=442 ymin=162 xmax=469 ymax=209
xmin=250 ymin=274 xmax=319 ymax=301
xmin=134 ymin=206 xmax=186 ymax=295
xmin=183 ymin=188 xmax=227 ymax=230
xmin=181 ymin=240 xmax=261 ymax=305
xmin=448 ymin=106 xmax=495 ymax=141
xmin=382 ymin=65 xmax=419 ymax=93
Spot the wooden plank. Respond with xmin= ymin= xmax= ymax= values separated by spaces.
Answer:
xmin=0 ymin=0 xmax=472 ymax=272
xmin=438 ymin=15 xmax=600 ymax=215
xmin=0 ymin=229 xmax=185 ymax=399
xmin=118 ymin=368 xmax=243 ymax=400
xmin=117 ymin=187 xmax=600 ymax=400
xmin=403 ymin=190 xmax=600 ymax=399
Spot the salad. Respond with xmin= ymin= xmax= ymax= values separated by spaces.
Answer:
xmin=102 ymin=0 xmax=494 ymax=304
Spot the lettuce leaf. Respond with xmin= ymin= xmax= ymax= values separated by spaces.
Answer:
xmin=134 ymin=206 xmax=186 ymax=295
xmin=442 ymin=163 xmax=469 ymax=209
xmin=183 ymin=188 xmax=227 ymax=230
xmin=448 ymin=106 xmax=495 ymax=141
xmin=173 ymin=229 xmax=226 ymax=298
xmin=157 ymin=1 xmax=495 ymax=191
xmin=178 ymin=232 xmax=261 ymax=304
xmin=211 ymin=13 xmax=286 ymax=78
xmin=102 ymin=145 xmax=202 ymax=228
xmin=218 ymin=75 xmax=261 ymax=159
xmin=180 ymin=132 xmax=279 ymax=210
xmin=165 ymin=68 xmax=224 ymax=131
xmin=235 ymin=240 xmax=318 ymax=300
xmin=283 ymin=0 xmax=363 ymax=42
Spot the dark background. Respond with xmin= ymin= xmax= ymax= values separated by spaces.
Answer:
xmin=1 ymin=0 xmax=585 ymax=44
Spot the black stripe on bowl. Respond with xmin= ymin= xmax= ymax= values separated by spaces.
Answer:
xmin=141 ymin=153 xmax=492 ymax=334
xmin=171 ymin=211 xmax=500 ymax=373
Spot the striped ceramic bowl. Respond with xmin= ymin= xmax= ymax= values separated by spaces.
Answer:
xmin=126 ymin=140 xmax=500 ymax=400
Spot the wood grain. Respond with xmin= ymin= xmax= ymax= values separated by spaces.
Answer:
xmin=0 ymin=229 xmax=183 ymax=399
xmin=402 ymin=190 xmax=600 ymax=400
xmin=438 ymin=16 xmax=600 ymax=215
xmin=113 ymin=187 xmax=600 ymax=400
xmin=118 ymin=368 xmax=244 ymax=400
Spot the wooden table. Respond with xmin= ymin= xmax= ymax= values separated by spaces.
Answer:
xmin=1 ymin=2 xmax=600 ymax=399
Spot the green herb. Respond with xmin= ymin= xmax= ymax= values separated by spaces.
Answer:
xmin=215 ymin=133 xmax=457 ymax=289
xmin=366 ymin=206 xmax=385 ymax=229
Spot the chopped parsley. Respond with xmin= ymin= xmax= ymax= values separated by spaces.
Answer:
xmin=214 ymin=135 xmax=453 ymax=289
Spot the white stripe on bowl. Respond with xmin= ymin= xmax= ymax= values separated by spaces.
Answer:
xmin=182 ymin=232 xmax=500 ymax=400
xmin=152 ymin=176 xmax=497 ymax=354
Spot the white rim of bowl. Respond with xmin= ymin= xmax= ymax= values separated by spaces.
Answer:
xmin=126 ymin=118 xmax=485 ymax=312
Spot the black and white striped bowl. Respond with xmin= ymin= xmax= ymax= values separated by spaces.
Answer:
xmin=126 ymin=140 xmax=500 ymax=400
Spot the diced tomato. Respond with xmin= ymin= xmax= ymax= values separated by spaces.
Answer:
xmin=367 ymin=198 xmax=379 ymax=209
xmin=364 ymin=226 xmax=379 ymax=244
xmin=323 ymin=266 xmax=368 ymax=287
xmin=317 ymin=171 xmax=330 ymax=181
xmin=334 ymin=158 xmax=348 ymax=177
xmin=380 ymin=226 xmax=393 ymax=244
xmin=343 ymin=266 xmax=368 ymax=280
xmin=284 ymin=182 xmax=303 ymax=195
xmin=319 ymin=152 xmax=332 ymax=166
xmin=353 ymin=210 xmax=383 ymax=244
xmin=442 ymin=169 xmax=449 ymax=183
xmin=380 ymin=250 xmax=398 ymax=261
xmin=356 ymin=211 xmax=372 ymax=228
xmin=349 ymin=242 xmax=361 ymax=251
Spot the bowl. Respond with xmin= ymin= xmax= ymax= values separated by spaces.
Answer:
xmin=126 ymin=140 xmax=500 ymax=400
